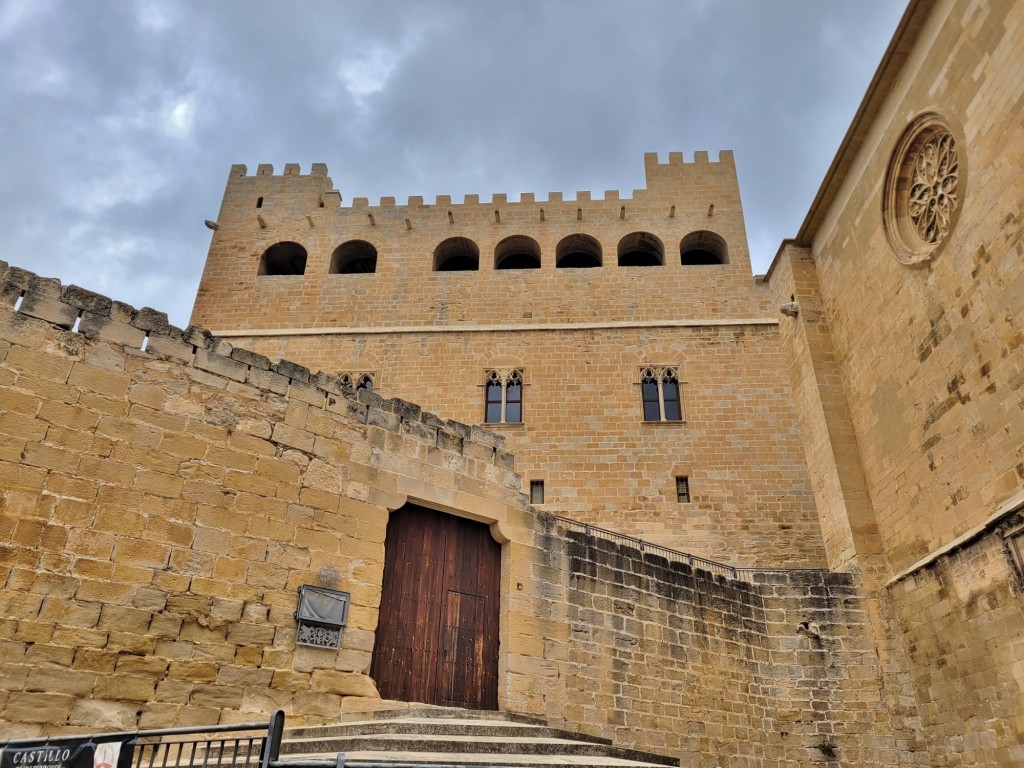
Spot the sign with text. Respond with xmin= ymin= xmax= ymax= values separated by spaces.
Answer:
xmin=0 ymin=740 xmax=124 ymax=768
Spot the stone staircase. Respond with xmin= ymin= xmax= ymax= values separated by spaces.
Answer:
xmin=279 ymin=707 xmax=679 ymax=767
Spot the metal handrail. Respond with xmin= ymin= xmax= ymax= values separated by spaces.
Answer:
xmin=554 ymin=515 xmax=825 ymax=583
xmin=0 ymin=711 xmax=285 ymax=768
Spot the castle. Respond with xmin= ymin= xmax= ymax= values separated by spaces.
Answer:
xmin=2 ymin=0 xmax=1023 ymax=765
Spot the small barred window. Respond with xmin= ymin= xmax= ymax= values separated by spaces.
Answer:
xmin=530 ymin=480 xmax=545 ymax=504
xmin=484 ymin=369 xmax=524 ymax=424
xmin=640 ymin=366 xmax=683 ymax=422
xmin=676 ymin=476 xmax=690 ymax=503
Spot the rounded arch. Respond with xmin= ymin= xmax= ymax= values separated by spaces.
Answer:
xmin=330 ymin=240 xmax=378 ymax=274
xmin=433 ymin=237 xmax=480 ymax=272
xmin=617 ymin=232 xmax=664 ymax=267
xmin=494 ymin=235 xmax=541 ymax=270
xmin=258 ymin=242 xmax=307 ymax=275
xmin=556 ymin=234 xmax=602 ymax=269
xmin=680 ymin=231 xmax=728 ymax=265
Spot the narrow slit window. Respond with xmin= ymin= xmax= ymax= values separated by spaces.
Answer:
xmin=530 ymin=480 xmax=545 ymax=505
xmin=676 ymin=476 xmax=690 ymax=503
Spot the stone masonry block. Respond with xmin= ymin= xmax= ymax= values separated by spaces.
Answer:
xmin=313 ymin=370 xmax=347 ymax=394
xmin=26 ymin=273 xmax=63 ymax=298
xmin=231 ymin=347 xmax=271 ymax=370
xmin=195 ymin=348 xmax=248 ymax=382
xmin=437 ymin=430 xmax=464 ymax=453
xmin=367 ymin=407 xmax=400 ymax=432
xmin=78 ymin=312 xmax=146 ymax=347
xmin=3 ymin=692 xmax=74 ymax=724
xmin=273 ymin=359 xmax=310 ymax=384
xmin=401 ymin=419 xmax=436 ymax=443
xmin=131 ymin=307 xmax=170 ymax=333
xmin=470 ymin=425 xmax=506 ymax=450
xmin=17 ymin=293 xmax=79 ymax=328
xmin=4 ymin=266 xmax=35 ymax=290
xmin=61 ymin=284 xmax=113 ymax=315
xmin=288 ymin=380 xmax=326 ymax=406
xmin=495 ymin=449 xmax=515 ymax=470
xmin=310 ymin=670 xmax=380 ymax=697
xmin=390 ymin=398 xmax=422 ymax=420
xmin=108 ymin=301 xmax=137 ymax=325
xmin=146 ymin=333 xmax=193 ymax=363
xmin=327 ymin=395 xmax=366 ymax=423
xmin=357 ymin=388 xmax=383 ymax=408
xmin=183 ymin=325 xmax=215 ymax=350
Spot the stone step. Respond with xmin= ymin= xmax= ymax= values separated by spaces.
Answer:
xmin=280 ymin=734 xmax=675 ymax=766
xmin=277 ymin=705 xmax=679 ymax=768
xmin=330 ymin=707 xmax=547 ymax=725
xmin=285 ymin=719 xmax=612 ymax=745
xmin=282 ymin=751 xmax=676 ymax=768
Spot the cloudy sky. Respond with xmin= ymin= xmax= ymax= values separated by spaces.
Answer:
xmin=1 ymin=0 xmax=906 ymax=329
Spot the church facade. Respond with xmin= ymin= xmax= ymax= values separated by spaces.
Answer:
xmin=1 ymin=0 xmax=1023 ymax=765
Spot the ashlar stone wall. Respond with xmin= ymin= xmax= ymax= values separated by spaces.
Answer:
xmin=0 ymin=258 xmax=924 ymax=767
xmin=0 ymin=260 xmax=534 ymax=735
xmin=532 ymin=529 xmax=926 ymax=768
xmin=766 ymin=1 xmax=1024 ymax=764
xmin=188 ymin=153 xmax=824 ymax=566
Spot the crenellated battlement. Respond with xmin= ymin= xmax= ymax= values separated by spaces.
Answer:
xmin=195 ymin=152 xmax=762 ymax=334
xmin=222 ymin=151 xmax=738 ymax=212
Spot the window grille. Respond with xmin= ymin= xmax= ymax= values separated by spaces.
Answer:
xmin=530 ymin=480 xmax=545 ymax=504
xmin=676 ymin=476 xmax=690 ymax=503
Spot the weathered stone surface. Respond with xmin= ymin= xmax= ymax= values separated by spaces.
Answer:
xmin=310 ymin=670 xmax=380 ymax=697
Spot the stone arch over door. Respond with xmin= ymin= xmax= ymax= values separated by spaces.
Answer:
xmin=370 ymin=503 xmax=501 ymax=709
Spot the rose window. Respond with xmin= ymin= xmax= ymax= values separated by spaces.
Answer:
xmin=883 ymin=113 xmax=965 ymax=265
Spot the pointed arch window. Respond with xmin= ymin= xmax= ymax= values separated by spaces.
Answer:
xmin=484 ymin=369 xmax=523 ymax=424
xmin=339 ymin=372 xmax=375 ymax=392
xmin=640 ymin=366 xmax=683 ymax=422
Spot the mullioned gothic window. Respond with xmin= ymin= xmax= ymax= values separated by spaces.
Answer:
xmin=640 ymin=366 xmax=682 ymax=422
xmin=339 ymin=372 xmax=374 ymax=392
xmin=484 ymin=369 xmax=523 ymax=424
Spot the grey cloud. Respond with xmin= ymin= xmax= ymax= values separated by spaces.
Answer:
xmin=1 ymin=0 xmax=905 ymax=327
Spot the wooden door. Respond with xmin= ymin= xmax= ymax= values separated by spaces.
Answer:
xmin=371 ymin=504 xmax=500 ymax=709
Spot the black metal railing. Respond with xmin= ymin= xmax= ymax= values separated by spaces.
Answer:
xmin=0 ymin=711 xmax=285 ymax=768
xmin=555 ymin=515 xmax=822 ymax=583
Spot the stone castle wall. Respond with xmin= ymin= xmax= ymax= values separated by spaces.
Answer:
xmin=189 ymin=154 xmax=824 ymax=565
xmin=191 ymin=152 xmax=763 ymax=332
xmin=0 ymin=260 xmax=535 ymax=734
xmin=531 ymin=530 xmax=925 ymax=768
xmin=223 ymin=323 xmax=824 ymax=567
xmin=767 ymin=1 xmax=1024 ymax=764
xmin=0 ymin=260 xmax=923 ymax=767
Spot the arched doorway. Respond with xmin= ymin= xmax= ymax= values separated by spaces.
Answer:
xmin=370 ymin=504 xmax=500 ymax=709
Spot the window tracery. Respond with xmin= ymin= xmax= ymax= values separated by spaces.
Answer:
xmin=640 ymin=366 xmax=683 ymax=422
xmin=484 ymin=369 xmax=524 ymax=424
xmin=882 ymin=112 xmax=965 ymax=265
xmin=339 ymin=372 xmax=375 ymax=392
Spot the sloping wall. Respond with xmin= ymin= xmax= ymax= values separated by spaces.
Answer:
xmin=0 ymin=260 xmax=534 ymax=734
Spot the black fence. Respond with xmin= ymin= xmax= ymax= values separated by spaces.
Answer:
xmin=555 ymin=515 xmax=823 ymax=583
xmin=0 ymin=712 xmax=284 ymax=768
